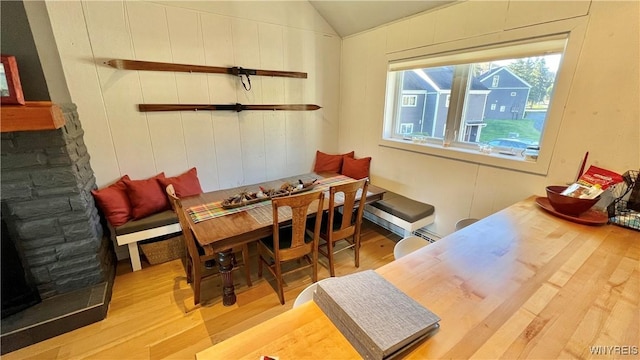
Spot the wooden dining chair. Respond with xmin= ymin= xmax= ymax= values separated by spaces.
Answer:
xmin=316 ymin=179 xmax=369 ymax=277
xmin=257 ymin=190 xmax=325 ymax=305
xmin=165 ymin=185 xmax=252 ymax=305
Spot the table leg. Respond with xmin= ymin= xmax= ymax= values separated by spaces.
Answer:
xmin=217 ymin=249 xmax=236 ymax=306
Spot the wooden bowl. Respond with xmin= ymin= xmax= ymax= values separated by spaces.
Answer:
xmin=545 ymin=186 xmax=599 ymax=216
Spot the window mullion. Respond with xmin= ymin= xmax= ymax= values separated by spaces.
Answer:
xmin=445 ymin=65 xmax=469 ymax=143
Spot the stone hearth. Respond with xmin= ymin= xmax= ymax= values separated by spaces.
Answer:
xmin=0 ymin=103 xmax=115 ymax=354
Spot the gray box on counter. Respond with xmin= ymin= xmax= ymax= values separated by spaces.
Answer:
xmin=313 ymin=270 xmax=440 ymax=359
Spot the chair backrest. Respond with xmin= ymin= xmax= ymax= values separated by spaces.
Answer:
xmin=326 ymin=179 xmax=369 ymax=243
xmin=393 ymin=235 xmax=428 ymax=260
xmin=293 ymin=282 xmax=319 ymax=308
xmin=293 ymin=278 xmax=329 ymax=308
xmin=455 ymin=218 xmax=479 ymax=231
xmin=166 ymin=184 xmax=200 ymax=261
xmin=271 ymin=190 xmax=325 ymax=261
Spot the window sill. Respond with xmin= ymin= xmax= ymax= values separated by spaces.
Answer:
xmin=379 ymin=138 xmax=550 ymax=176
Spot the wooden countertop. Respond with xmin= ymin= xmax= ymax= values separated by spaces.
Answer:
xmin=196 ymin=196 xmax=639 ymax=359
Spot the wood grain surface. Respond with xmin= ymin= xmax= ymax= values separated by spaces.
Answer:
xmin=2 ymin=220 xmax=400 ymax=360
xmin=197 ymin=196 xmax=640 ymax=359
xmin=0 ymin=102 xmax=65 ymax=132
xmin=181 ymin=172 xmax=384 ymax=254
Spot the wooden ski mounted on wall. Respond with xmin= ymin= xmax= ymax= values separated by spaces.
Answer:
xmin=106 ymin=59 xmax=307 ymax=90
xmin=138 ymin=103 xmax=321 ymax=112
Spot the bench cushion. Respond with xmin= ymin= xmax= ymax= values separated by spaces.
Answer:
xmin=114 ymin=210 xmax=178 ymax=236
xmin=370 ymin=192 xmax=434 ymax=223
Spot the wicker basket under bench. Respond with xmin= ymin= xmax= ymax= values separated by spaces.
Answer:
xmin=108 ymin=210 xmax=182 ymax=271
xmin=139 ymin=234 xmax=185 ymax=265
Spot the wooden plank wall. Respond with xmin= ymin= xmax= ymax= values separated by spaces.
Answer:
xmin=339 ymin=1 xmax=640 ymax=235
xmin=44 ymin=1 xmax=341 ymax=190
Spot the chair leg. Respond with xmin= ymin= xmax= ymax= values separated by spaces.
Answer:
xmin=312 ymin=251 xmax=318 ymax=283
xmin=354 ymin=235 xmax=360 ymax=268
xmin=327 ymin=239 xmax=336 ymax=277
xmin=193 ymin=264 xmax=202 ymax=305
xmin=242 ymin=244 xmax=252 ymax=287
xmin=257 ymin=247 xmax=264 ymax=278
xmin=186 ymin=256 xmax=193 ymax=284
xmin=275 ymin=261 xmax=285 ymax=305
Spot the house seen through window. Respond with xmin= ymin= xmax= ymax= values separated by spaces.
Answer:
xmin=384 ymin=37 xmax=565 ymax=162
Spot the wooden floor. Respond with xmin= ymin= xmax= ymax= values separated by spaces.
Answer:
xmin=5 ymin=220 xmax=400 ymax=359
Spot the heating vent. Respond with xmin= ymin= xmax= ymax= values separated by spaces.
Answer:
xmin=412 ymin=228 xmax=440 ymax=243
xmin=364 ymin=211 xmax=440 ymax=242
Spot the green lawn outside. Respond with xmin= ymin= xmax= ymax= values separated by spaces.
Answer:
xmin=479 ymin=118 xmax=541 ymax=143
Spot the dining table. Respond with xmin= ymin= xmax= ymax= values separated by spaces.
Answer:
xmin=180 ymin=172 xmax=385 ymax=306
xmin=195 ymin=195 xmax=639 ymax=359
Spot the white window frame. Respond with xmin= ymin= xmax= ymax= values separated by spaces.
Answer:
xmin=402 ymin=94 xmax=417 ymax=107
xmin=500 ymin=105 xmax=506 ymax=112
xmin=380 ymin=17 xmax=587 ymax=175
xmin=492 ymin=75 xmax=500 ymax=87
xmin=510 ymin=92 xmax=517 ymax=97
xmin=490 ymin=103 xmax=497 ymax=110
xmin=399 ymin=123 xmax=414 ymax=134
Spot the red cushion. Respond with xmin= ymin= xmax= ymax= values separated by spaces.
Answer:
xmin=91 ymin=175 xmax=132 ymax=227
xmin=158 ymin=167 xmax=203 ymax=198
xmin=313 ymin=150 xmax=355 ymax=173
xmin=341 ymin=156 xmax=371 ymax=180
xmin=123 ymin=173 xmax=169 ymax=220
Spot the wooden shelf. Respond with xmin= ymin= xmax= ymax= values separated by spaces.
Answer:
xmin=1 ymin=101 xmax=65 ymax=132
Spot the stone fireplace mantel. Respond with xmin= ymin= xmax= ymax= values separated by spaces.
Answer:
xmin=1 ymin=101 xmax=65 ymax=133
xmin=1 ymin=103 xmax=114 ymax=353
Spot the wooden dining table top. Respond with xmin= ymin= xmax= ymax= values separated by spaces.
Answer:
xmin=180 ymin=172 xmax=385 ymax=254
xmin=195 ymin=196 xmax=639 ymax=359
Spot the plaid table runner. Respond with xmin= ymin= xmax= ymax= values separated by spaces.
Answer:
xmin=187 ymin=174 xmax=356 ymax=224
xmin=188 ymin=199 xmax=271 ymax=223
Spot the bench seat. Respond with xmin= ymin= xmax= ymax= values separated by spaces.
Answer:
xmin=366 ymin=191 xmax=435 ymax=237
xmin=109 ymin=210 xmax=181 ymax=271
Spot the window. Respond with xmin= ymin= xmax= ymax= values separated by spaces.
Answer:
xmin=492 ymin=75 xmax=499 ymax=87
xmin=382 ymin=30 xmax=576 ymax=175
xmin=402 ymin=95 xmax=417 ymax=107
xmin=399 ymin=123 xmax=413 ymax=134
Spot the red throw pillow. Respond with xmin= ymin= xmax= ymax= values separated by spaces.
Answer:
xmin=158 ymin=167 xmax=203 ymax=198
xmin=91 ymin=175 xmax=132 ymax=227
xmin=341 ymin=156 xmax=371 ymax=180
xmin=123 ymin=173 xmax=169 ymax=220
xmin=313 ymin=150 xmax=355 ymax=173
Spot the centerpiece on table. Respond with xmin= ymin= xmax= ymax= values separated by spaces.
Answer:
xmin=221 ymin=179 xmax=317 ymax=209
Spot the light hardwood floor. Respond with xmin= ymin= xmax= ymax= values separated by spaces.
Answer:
xmin=6 ymin=220 xmax=400 ymax=360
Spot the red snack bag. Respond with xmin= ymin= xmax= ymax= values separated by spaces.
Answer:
xmin=562 ymin=166 xmax=624 ymax=198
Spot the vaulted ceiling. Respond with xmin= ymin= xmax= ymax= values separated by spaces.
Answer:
xmin=308 ymin=0 xmax=459 ymax=37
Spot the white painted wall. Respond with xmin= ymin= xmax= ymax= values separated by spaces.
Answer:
xmin=35 ymin=1 xmax=639 ymax=238
xmin=42 ymin=0 xmax=341 ymax=191
xmin=339 ymin=1 xmax=639 ymax=236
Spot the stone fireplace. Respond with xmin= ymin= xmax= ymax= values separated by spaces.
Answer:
xmin=0 ymin=103 xmax=115 ymax=353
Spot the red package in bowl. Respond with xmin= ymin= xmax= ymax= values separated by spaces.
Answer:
xmin=562 ymin=165 xmax=623 ymax=199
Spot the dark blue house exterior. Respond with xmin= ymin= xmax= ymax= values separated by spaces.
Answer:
xmin=478 ymin=67 xmax=531 ymax=120
xmin=398 ymin=67 xmax=489 ymax=140
xmin=398 ymin=65 xmax=532 ymax=143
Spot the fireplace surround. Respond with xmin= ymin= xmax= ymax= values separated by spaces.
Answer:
xmin=0 ymin=103 xmax=115 ymax=353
